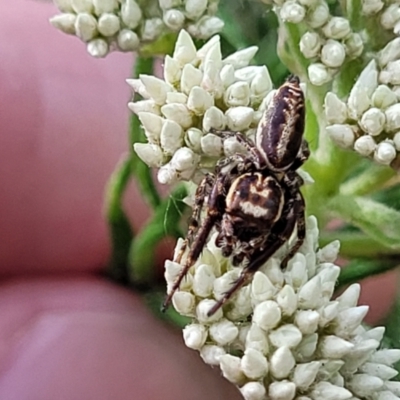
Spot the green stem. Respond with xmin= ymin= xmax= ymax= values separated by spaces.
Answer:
xmin=340 ymin=164 xmax=396 ymax=196
xmin=338 ymin=258 xmax=399 ymax=287
xmin=129 ymin=185 xmax=188 ymax=285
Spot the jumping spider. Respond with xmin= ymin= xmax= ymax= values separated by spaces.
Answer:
xmin=163 ymin=76 xmax=309 ymax=317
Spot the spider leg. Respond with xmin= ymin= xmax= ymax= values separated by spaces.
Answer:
xmin=162 ymin=176 xmax=225 ymax=312
xmin=174 ymin=173 xmax=214 ymax=264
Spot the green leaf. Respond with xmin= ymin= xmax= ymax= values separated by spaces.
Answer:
xmin=129 ymin=185 xmax=188 ymax=285
xmin=329 ymin=194 xmax=400 ymax=249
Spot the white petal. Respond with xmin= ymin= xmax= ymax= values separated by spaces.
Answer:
xmin=97 ymin=13 xmax=120 ymax=36
xmin=183 ymin=324 xmax=208 ymax=350
xmin=71 ymin=0 xmax=93 ymax=13
xmin=308 ymin=63 xmax=332 ymax=86
xmin=379 ymin=38 xmax=400 ymax=68
xmin=374 ymin=141 xmax=396 ymax=165
xmin=200 ymin=344 xmax=226 ymax=365
xmin=173 ymin=30 xmax=197 ymax=66
xmin=121 ymin=0 xmax=142 ymax=30
xmin=160 ymin=120 xmax=183 ymax=155
xmin=276 ymin=284 xmax=298 ymax=316
xmin=75 ymin=13 xmax=97 ymax=42
xmin=93 ymin=0 xmax=118 ymax=15
xmin=246 ymin=323 xmax=269 ymax=354
xmin=310 ymin=382 xmax=352 ymax=400
xmin=54 ymin=0 xmax=74 ymax=12
xmin=161 ymin=103 xmax=193 ymax=129
xmin=322 ymin=17 xmax=351 ymax=39
xmin=268 ymin=380 xmax=296 ymax=400
xmin=240 ymin=382 xmax=266 ymax=400
xmin=202 ymin=106 xmax=226 ymax=131
xmin=185 ymin=127 xmax=203 ymax=152
xmin=224 ymin=81 xmax=250 ymax=107
xmin=164 ymin=55 xmax=182 ymax=85
xmin=326 ymin=124 xmax=356 ymax=148
xmin=200 ymin=133 xmax=222 ymax=157
xmin=140 ymin=75 xmax=172 ymax=105
xmin=223 ymin=46 xmax=259 ymax=69
xmin=334 ymin=306 xmax=369 ymax=336
xmin=196 ymin=299 xmax=223 ymax=323
xmin=251 ymin=271 xmax=277 ymax=304
xmin=295 ymin=310 xmax=320 ymax=334
xmin=318 ymin=240 xmax=340 ymax=263
xmin=325 ymin=92 xmax=348 ymax=124
xmin=128 ymin=99 xmax=160 ymax=115
xmin=185 ymin=0 xmax=207 ymax=19
xmin=372 ymin=85 xmax=398 ymax=109
xmin=141 ymin=18 xmax=163 ymax=42
xmin=321 ymin=40 xmax=346 ymax=68
xmin=359 ymin=362 xmax=398 ymax=380
xmin=347 ymin=373 xmax=383 ymax=396
xmin=280 ymin=1 xmax=306 ymax=23
xmin=192 ymin=263 xmax=215 ymax=297
xmin=219 ymin=354 xmax=246 ymax=385
xmin=336 ymin=284 xmax=361 ymax=309
xmin=293 ymin=361 xmax=320 ymax=390
xmin=269 ymin=324 xmax=303 ymax=348
xmin=126 ymin=78 xmax=150 ymax=99
xmin=354 ymin=136 xmax=377 ymax=156
xmin=319 ymin=301 xmax=340 ymax=327
xmin=306 ymin=2 xmax=330 ymax=28
xmin=138 ymin=112 xmax=164 ymax=142
xmin=133 ymin=143 xmax=163 ymax=167
xmin=295 ymin=333 xmax=318 ymax=361
xmin=360 ymin=107 xmax=386 ymax=136
xmin=180 ymin=64 xmax=203 ymax=95
xmin=319 ymin=335 xmax=354 ymax=358
xmin=300 ymin=31 xmax=322 ymax=58
xmin=298 ymin=275 xmax=323 ymax=309
xmin=371 ymin=349 xmax=400 ymax=366
xmin=172 ymin=291 xmax=195 ymax=315
xmin=187 ymin=86 xmax=214 ymax=115
xmin=163 ymin=9 xmax=185 ymax=31
xmin=253 ymin=300 xmax=282 ymax=331
xmin=166 ymin=92 xmax=187 ymax=104
xmin=157 ymin=163 xmax=178 ymax=184
xmin=209 ymin=319 xmax=239 ymax=346
xmin=270 ymin=346 xmax=295 ymax=379
xmin=225 ymin=106 xmax=254 ymax=131
xmin=117 ymin=29 xmax=140 ymax=51
xmin=50 ymin=14 xmax=77 ymax=35
xmin=241 ymin=348 xmax=269 ymax=379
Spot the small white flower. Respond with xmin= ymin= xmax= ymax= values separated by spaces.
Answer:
xmin=385 ymin=104 xmax=400 ymax=132
xmin=308 ymin=63 xmax=333 ymax=86
xmin=280 ymin=1 xmax=306 ymax=23
xmin=343 ymin=33 xmax=364 ymax=58
xmin=300 ymin=32 xmax=322 ymax=59
xmin=87 ymin=38 xmax=109 ymax=58
xmin=354 ymin=135 xmax=377 ymax=156
xmin=326 ymin=124 xmax=356 ymax=148
xmin=306 ymin=1 xmax=330 ymax=28
xmin=362 ymin=0 xmax=384 ymax=15
xmin=240 ymin=382 xmax=266 ymax=400
xmin=321 ymin=40 xmax=346 ymax=68
xmin=360 ymin=107 xmax=386 ymax=136
xmin=379 ymin=38 xmax=400 ymax=68
xmin=49 ymin=13 xmax=77 ymax=34
xmin=381 ymin=5 xmax=400 ymax=30
xmin=133 ymin=143 xmax=163 ymax=167
xmin=374 ymin=141 xmax=397 ymax=165
xmin=183 ymin=324 xmax=208 ymax=349
xmin=372 ymin=85 xmax=398 ymax=109
xmin=322 ymin=16 xmax=351 ymax=39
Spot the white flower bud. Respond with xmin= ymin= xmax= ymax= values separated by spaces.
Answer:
xmin=54 ymin=0 xmax=74 ymax=13
xmin=180 ymin=64 xmax=203 ymax=95
xmin=187 ymin=86 xmax=214 ymax=115
xmin=280 ymin=1 xmax=306 ymax=23
xmin=185 ymin=127 xmax=203 ymax=152
xmin=298 ymin=275 xmax=323 ymax=309
xmin=50 ymin=14 xmax=77 ymax=35
xmin=318 ymin=240 xmax=340 ymax=263
xmin=334 ymin=306 xmax=369 ymax=336
xmin=379 ymin=38 xmax=400 ymax=68
xmin=270 ymin=346 xmax=296 ymax=379
xmin=163 ymin=9 xmax=185 ymax=31
xmin=138 ymin=112 xmax=164 ymax=142
xmin=372 ymin=85 xmax=397 ymax=109
xmin=374 ymin=141 xmax=397 ymax=165
xmin=142 ymin=18 xmax=163 ymax=41
xmin=319 ymin=335 xmax=354 ymax=358
xmin=326 ymin=124 xmax=356 ymax=148
xmin=276 ymin=285 xmax=298 ymax=316
xmin=321 ymin=40 xmax=346 ymax=68
xmin=117 ymin=29 xmax=140 ymax=51
xmin=287 ymin=253 xmax=308 ymax=289
xmin=201 ymin=61 xmax=224 ymax=99
xmin=386 ymin=382 xmax=400 ymax=397
xmin=183 ymin=324 xmax=207 ymax=349
xmin=268 ymin=380 xmax=296 ymax=400
xmin=196 ymin=299 xmax=223 ymax=323
xmin=251 ymin=271 xmax=277 ymax=304
xmin=360 ymin=362 xmax=398 ymax=380
xmin=246 ymin=324 xmax=269 ymax=354
xmin=344 ymin=33 xmax=364 ymax=58
xmin=160 ymin=120 xmax=183 ymax=155
xmin=219 ymin=354 xmax=246 ymax=385
xmin=161 ymin=103 xmax=193 ymax=129
xmin=360 ymin=107 xmax=386 ymax=136
xmin=348 ymin=60 xmax=378 ymax=118
xmin=200 ymin=344 xmax=226 ymax=365
xmin=234 ymin=66 xmax=265 ymax=83
xmin=382 ymin=60 xmax=400 ymax=85
xmin=224 ymin=81 xmax=250 ymax=107
xmin=185 ymin=0 xmax=207 ymax=19
xmin=188 ymin=16 xmax=224 ymax=40
xmin=293 ymin=361 xmax=320 ymax=390
xmin=225 ymin=107 xmax=253 ymax=132
xmin=164 ymin=55 xmax=182 ymax=86
xmin=253 ymin=300 xmax=281 ymax=331
xmin=223 ymin=136 xmax=246 ymax=157
xmin=172 ymin=291 xmax=195 ymax=315
xmin=166 ymin=92 xmax=187 ymax=104
xmin=87 ymin=39 xmax=109 ymax=57
xmin=223 ymin=46 xmax=259 ymax=69
xmin=128 ymin=99 xmax=160 ymax=115
xmin=209 ymin=319 xmax=239 ymax=346
xmin=296 ymin=333 xmax=318 ymax=360
xmin=72 ymin=0 xmax=93 ymax=13
xmin=127 ymin=78 xmax=150 ymax=99
xmin=269 ymin=324 xmax=303 ymax=348
xmin=159 ymin=0 xmax=180 ymax=9
xmin=203 ymin=106 xmax=226 ymax=131
xmin=325 ymin=92 xmax=348 ymax=124
xmin=322 ymin=17 xmax=351 ymax=39
xmin=75 ymin=13 xmax=97 ymax=42
xmin=93 ymin=0 xmax=118 ymax=15
xmin=241 ymin=349 xmax=269 ymax=379
xmin=300 ymin=32 xmax=322 ymax=58
xmin=213 ymin=270 xmax=240 ymax=301
xmin=133 ymin=143 xmax=163 ymax=167
xmin=385 ymin=104 xmax=400 ymax=132
xmin=240 ymin=382 xmax=266 ymax=400
xmin=336 ymin=284 xmax=360 ymax=310
xmin=347 ymin=374 xmax=384 ymax=397
xmin=109 ymin=7 xmax=136 ymax=29
xmin=250 ymin=67 xmax=273 ymax=103
xmin=381 ymin=5 xmax=400 ymax=30
xmin=140 ymin=75 xmax=172 ymax=105
xmin=306 ymin=2 xmax=330 ymax=28
xmin=308 ymin=63 xmax=332 ymax=86
xmin=171 ymin=146 xmax=197 ymax=173
xmin=201 ymin=133 xmax=222 ymax=157
xmin=354 ymin=136 xmax=377 ymax=156
xmin=220 ymin=65 xmax=236 ymax=88
xmin=157 ymin=163 xmax=177 ymax=184
xmin=362 ymin=0 xmax=384 ymax=15
xmin=173 ymin=30 xmax=197 ymax=66
xmin=371 ymin=349 xmax=400 ymax=365
xmin=295 ymin=310 xmax=320 ymax=334
xmin=121 ymin=0 xmax=142 ymax=30
xmin=226 ymin=286 xmax=252 ymax=320
xmin=393 ymin=132 xmax=400 ymax=151
xmin=311 ymin=382 xmax=352 ymax=400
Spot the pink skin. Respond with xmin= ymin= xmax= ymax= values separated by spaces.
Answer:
xmin=0 ymin=1 xmax=396 ymax=398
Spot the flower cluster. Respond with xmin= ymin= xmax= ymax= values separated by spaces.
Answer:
xmin=259 ymin=0 xmax=363 ymax=85
xmin=326 ymin=39 xmax=400 ymax=167
xmin=129 ymin=30 xmax=274 ymax=185
xmin=165 ymin=216 xmax=400 ymax=400
xmin=50 ymin=0 xmax=223 ymax=58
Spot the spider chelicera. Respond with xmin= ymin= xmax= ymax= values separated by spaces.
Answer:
xmin=163 ymin=75 xmax=309 ymax=317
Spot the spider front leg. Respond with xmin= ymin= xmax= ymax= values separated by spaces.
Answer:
xmin=162 ymin=175 xmax=226 ymax=312
xmin=173 ymin=173 xmax=215 ymax=264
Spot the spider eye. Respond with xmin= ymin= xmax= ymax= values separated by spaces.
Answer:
xmin=256 ymin=76 xmax=306 ymax=171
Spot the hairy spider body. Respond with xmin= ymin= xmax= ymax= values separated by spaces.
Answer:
xmin=163 ymin=76 xmax=309 ymax=317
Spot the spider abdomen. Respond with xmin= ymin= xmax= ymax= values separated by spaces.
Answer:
xmin=225 ymin=172 xmax=284 ymax=227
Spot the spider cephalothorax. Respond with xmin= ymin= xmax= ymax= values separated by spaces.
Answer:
xmin=163 ymin=76 xmax=309 ymax=316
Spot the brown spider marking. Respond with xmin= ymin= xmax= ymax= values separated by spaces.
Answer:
xmin=163 ymin=75 xmax=309 ymax=317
